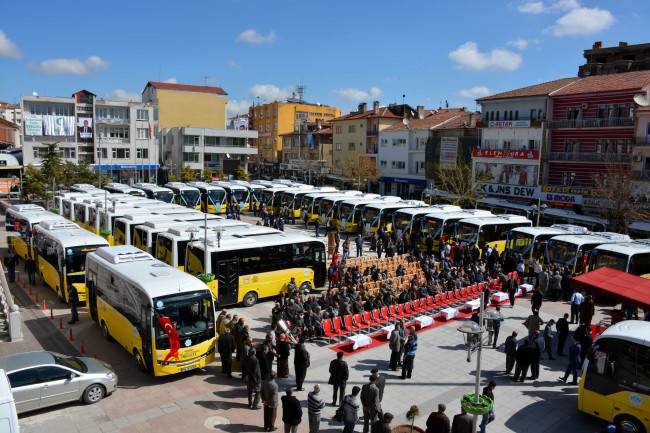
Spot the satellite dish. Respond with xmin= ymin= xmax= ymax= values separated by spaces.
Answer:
xmin=634 ymin=94 xmax=650 ymax=107
xmin=32 ymin=92 xmax=38 ymax=96
xmin=402 ymin=118 xmax=409 ymax=125
xmin=418 ymin=112 xmax=425 ymax=120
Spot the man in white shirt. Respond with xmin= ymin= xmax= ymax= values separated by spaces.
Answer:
xmin=569 ymin=288 xmax=584 ymax=324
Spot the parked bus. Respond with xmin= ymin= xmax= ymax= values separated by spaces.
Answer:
xmin=61 ymin=192 xmax=110 ymax=221
xmin=279 ymin=186 xmax=319 ymax=219
xmin=393 ymin=205 xmax=462 ymax=240
xmin=320 ymin=194 xmax=379 ymax=227
xmin=103 ymin=183 xmax=146 ymax=197
xmin=588 ymin=240 xmax=650 ymax=278
xmin=416 ymin=209 xmax=495 ymax=252
xmin=334 ymin=197 xmax=398 ymax=234
xmin=113 ymin=214 xmax=171 ymax=246
xmin=545 ymin=232 xmax=631 ymax=274
xmin=454 ymin=215 xmax=532 ymax=251
xmin=300 ymin=190 xmax=348 ymax=224
xmin=5 ymin=204 xmax=45 ymax=230
xmin=187 ymin=182 xmax=227 ymax=214
xmin=317 ymin=192 xmax=366 ymax=225
xmin=85 ymin=246 xmax=216 ymax=376
xmin=230 ymin=180 xmax=268 ymax=214
xmin=133 ymin=220 xmax=194 ymax=256
xmin=578 ymin=320 xmax=650 ymax=433
xmin=164 ymin=182 xmax=201 ymax=210
xmin=477 ymin=197 xmax=535 ymax=219
xmin=185 ymin=232 xmax=327 ymax=307
xmin=70 ymin=183 xmax=101 ymax=193
xmin=259 ymin=186 xmax=291 ymax=215
xmin=628 ymin=221 xmax=650 ymax=240
xmin=209 ymin=182 xmax=252 ymax=211
xmin=361 ymin=200 xmax=426 ymax=237
xmin=74 ymin=195 xmax=149 ymax=232
xmin=505 ymin=224 xmax=590 ymax=262
xmin=421 ymin=188 xmax=459 ymax=205
xmin=132 ymin=183 xmax=174 ymax=203
xmin=33 ymin=220 xmax=109 ymax=302
xmin=55 ymin=190 xmax=107 ymax=217
xmin=540 ymin=208 xmax=607 ymax=232
xmin=6 ymin=207 xmax=66 ymax=260
xmin=155 ymin=220 xmax=250 ymax=269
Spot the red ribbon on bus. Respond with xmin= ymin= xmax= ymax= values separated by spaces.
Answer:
xmin=158 ymin=316 xmax=180 ymax=362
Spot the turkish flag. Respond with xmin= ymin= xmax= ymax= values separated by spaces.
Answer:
xmin=158 ymin=316 xmax=180 ymax=362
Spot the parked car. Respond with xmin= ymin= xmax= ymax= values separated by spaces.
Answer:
xmin=0 ymin=351 xmax=118 ymax=414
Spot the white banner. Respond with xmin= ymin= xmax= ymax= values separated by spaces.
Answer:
xmin=439 ymin=137 xmax=458 ymax=169
xmin=24 ymin=114 xmax=43 ymax=136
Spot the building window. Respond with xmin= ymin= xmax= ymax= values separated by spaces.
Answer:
xmin=274 ymin=122 xmax=278 ymax=131
xmin=136 ymin=148 xmax=149 ymax=159
xmin=348 ymin=143 xmax=355 ymax=150
xmin=562 ymin=172 xmax=576 ymax=186
xmin=98 ymin=126 xmax=129 ymax=139
xmin=348 ymin=125 xmax=356 ymax=133
xmin=96 ymin=148 xmax=107 ymax=159
xmin=392 ymin=138 xmax=406 ymax=146
xmin=380 ymin=160 xmax=387 ymax=168
xmin=335 ymin=143 xmax=342 ymax=151
xmin=112 ymin=148 xmax=130 ymax=159
xmin=136 ymin=109 xmax=149 ymax=121
xmin=136 ymin=128 xmax=150 ymax=139
xmin=61 ymin=148 xmax=76 ymax=159
xmin=183 ymin=152 xmax=199 ymax=163
xmin=596 ymin=105 xmax=606 ymax=119
xmin=391 ymin=161 xmax=405 ymax=169
xmin=266 ymin=123 xmax=270 ymax=132
xmin=335 ymin=126 xmax=342 ymax=134
xmin=380 ymin=139 xmax=389 ymax=147
xmin=515 ymin=110 xmax=519 ymax=120
xmin=96 ymin=106 xmax=129 ymax=122
xmin=204 ymin=136 xmax=218 ymax=146
xmin=32 ymin=147 xmax=49 ymax=158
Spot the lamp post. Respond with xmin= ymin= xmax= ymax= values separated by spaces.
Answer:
xmin=213 ymin=226 xmax=225 ymax=248
xmin=531 ymin=202 xmax=548 ymax=226
xmin=458 ymin=294 xmax=486 ymax=432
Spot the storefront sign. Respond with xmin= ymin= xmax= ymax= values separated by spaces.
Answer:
xmin=487 ymin=120 xmax=531 ymax=128
xmin=440 ymin=137 xmax=458 ymax=169
xmin=543 ymin=193 xmax=582 ymax=204
xmin=583 ymin=198 xmax=603 ymax=207
xmin=542 ymin=186 xmax=592 ymax=196
xmin=480 ymin=183 xmax=538 ymax=198
xmin=473 ymin=149 xmax=539 ymax=160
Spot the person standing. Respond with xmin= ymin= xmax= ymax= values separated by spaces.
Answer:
xmin=425 ymin=403 xmax=451 ymax=433
xmin=580 ymin=295 xmax=595 ymax=326
xmin=451 ymin=408 xmax=473 ymax=433
xmin=556 ymin=313 xmax=570 ymax=356
xmin=281 ymin=388 xmax=303 ymax=433
xmin=401 ymin=334 xmax=417 ymax=379
xmin=543 ymin=319 xmax=556 ymax=360
xmin=328 ymin=352 xmax=349 ymax=406
xmin=491 ymin=306 xmax=504 ymax=349
xmin=512 ymin=338 xmax=534 ymax=382
xmin=4 ymin=249 xmax=16 ymax=283
xmin=506 ymin=275 xmax=517 ymax=308
xmin=388 ymin=327 xmax=401 ymax=371
xmin=242 ymin=349 xmax=262 ymax=409
xmin=261 ymin=372 xmax=279 ymax=431
xmin=24 ymin=254 xmax=36 ymax=286
xmin=569 ymin=288 xmax=584 ymax=324
xmin=523 ymin=310 xmax=544 ymax=339
xmin=504 ymin=331 xmax=518 ymax=375
xmin=218 ymin=327 xmax=236 ymax=378
xmin=276 ymin=333 xmax=291 ymax=378
xmin=360 ymin=376 xmax=382 ymax=433
xmin=68 ymin=284 xmax=79 ymax=324
xmin=314 ymin=218 xmax=320 ymax=238
xmin=478 ymin=381 xmax=496 ymax=433
xmin=529 ymin=330 xmax=544 ymax=380
xmin=370 ymin=369 xmax=385 ymax=403
xmin=307 ymin=384 xmax=325 ymax=433
xmin=356 ymin=233 xmax=364 ymax=257
xmin=559 ymin=335 xmax=582 ymax=385
xmin=530 ymin=287 xmax=543 ymax=313
xmin=371 ymin=412 xmax=393 ymax=433
xmin=340 ymin=386 xmax=361 ymax=433
xmin=293 ymin=339 xmax=310 ymax=391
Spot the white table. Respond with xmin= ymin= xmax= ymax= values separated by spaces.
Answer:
xmin=440 ymin=307 xmax=459 ymax=321
xmin=381 ymin=324 xmax=395 ymax=338
xmin=346 ymin=334 xmax=373 ymax=350
xmin=463 ymin=299 xmax=481 ymax=311
xmin=414 ymin=315 xmax=434 ymax=328
xmin=491 ymin=292 xmax=509 ymax=303
xmin=519 ymin=283 xmax=534 ymax=294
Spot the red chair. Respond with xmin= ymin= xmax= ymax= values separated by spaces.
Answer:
xmin=332 ymin=316 xmax=350 ymax=340
xmin=324 ymin=318 xmax=346 ymax=344
xmin=403 ymin=302 xmax=413 ymax=317
xmin=343 ymin=314 xmax=361 ymax=334
xmin=424 ymin=295 xmax=436 ymax=314
xmin=363 ymin=310 xmax=380 ymax=332
xmin=391 ymin=304 xmax=406 ymax=321
xmin=354 ymin=313 xmax=370 ymax=333
xmin=372 ymin=308 xmax=390 ymax=326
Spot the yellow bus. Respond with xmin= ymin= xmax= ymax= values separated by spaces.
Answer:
xmin=259 ymin=186 xmax=291 ymax=215
xmin=579 ymin=320 xmax=650 ymax=433
xmin=588 ymin=240 xmax=650 ymax=278
xmin=132 ymin=183 xmax=175 ymax=203
xmin=165 ymin=182 xmax=202 ymax=210
xmin=55 ymin=191 xmax=107 ymax=217
xmin=278 ymin=186 xmax=319 ymax=219
xmin=361 ymin=200 xmax=426 ymax=237
xmin=133 ymin=220 xmax=194 ymax=256
xmin=506 ymin=225 xmax=590 ymax=262
xmin=61 ymin=192 xmax=110 ymax=221
xmin=85 ymin=245 xmax=216 ymax=376
xmin=546 ymin=232 xmax=631 ymax=275
xmin=33 ymin=220 xmax=109 ymax=302
xmin=187 ymin=182 xmax=228 ymax=214
xmin=454 ymin=215 xmax=532 ymax=251
xmin=230 ymin=180 xmax=269 ymax=214
xmin=392 ymin=205 xmax=462 ymax=240
xmin=317 ymin=192 xmax=365 ymax=226
xmin=210 ymin=182 xmax=252 ymax=212
xmin=113 ymin=213 xmax=171 ymax=246
xmin=333 ymin=197 xmax=393 ymax=233
xmin=301 ymin=190 xmax=349 ymax=224
xmin=185 ymin=232 xmax=327 ymax=307
xmin=417 ymin=210 xmax=495 ymax=252
xmin=6 ymin=206 xmax=66 ymax=260
xmin=103 ymin=183 xmax=147 ymax=197
xmin=73 ymin=195 xmax=147 ymax=232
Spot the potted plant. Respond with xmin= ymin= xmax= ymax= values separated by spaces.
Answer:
xmin=197 ymin=273 xmax=215 ymax=283
xmin=392 ymin=405 xmax=425 ymax=433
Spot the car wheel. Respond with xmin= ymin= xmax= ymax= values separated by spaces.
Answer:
xmin=134 ymin=350 xmax=147 ymax=372
xmin=101 ymin=321 xmax=113 ymax=342
xmin=616 ymin=415 xmax=646 ymax=433
xmin=82 ymin=384 xmax=105 ymax=404
xmin=242 ymin=291 xmax=258 ymax=307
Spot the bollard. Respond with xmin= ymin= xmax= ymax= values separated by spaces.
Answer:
xmin=69 ymin=328 xmax=74 ymax=341
xmin=29 ymin=286 xmax=33 ymax=296
xmin=80 ymin=340 xmax=86 ymax=354
xmin=22 ymin=281 xmax=26 ymax=289
xmin=59 ymin=318 xmax=64 ymax=330
xmin=50 ymin=307 xmax=54 ymax=320
xmin=34 ymin=292 xmax=39 ymax=303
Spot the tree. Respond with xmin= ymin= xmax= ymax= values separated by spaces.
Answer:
xmin=233 ymin=166 xmax=250 ymax=181
xmin=22 ymin=165 xmax=49 ymax=201
xmin=434 ymin=157 xmax=489 ymax=209
xmin=340 ymin=154 xmax=379 ymax=191
xmin=40 ymin=142 xmax=64 ymax=188
xmin=179 ymin=165 xmax=198 ymax=183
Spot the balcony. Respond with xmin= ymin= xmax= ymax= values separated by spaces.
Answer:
xmin=634 ymin=136 xmax=650 ymax=147
xmin=548 ymin=152 xmax=632 ymax=163
xmin=547 ymin=118 xmax=634 ymax=129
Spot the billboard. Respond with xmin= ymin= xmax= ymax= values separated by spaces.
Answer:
xmin=439 ymin=137 xmax=458 ymax=169
xmin=222 ymin=159 xmax=240 ymax=175
xmin=78 ymin=117 xmax=93 ymax=141
xmin=24 ymin=114 xmax=43 ymax=136
xmin=475 ymin=162 xmax=538 ymax=187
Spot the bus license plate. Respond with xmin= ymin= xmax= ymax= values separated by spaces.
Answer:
xmin=181 ymin=365 xmax=197 ymax=372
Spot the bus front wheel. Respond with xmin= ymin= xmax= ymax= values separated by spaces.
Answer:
xmin=101 ymin=321 xmax=113 ymax=342
xmin=299 ymin=282 xmax=312 ymax=293
xmin=242 ymin=291 xmax=258 ymax=307
xmin=133 ymin=350 xmax=147 ymax=373
xmin=616 ymin=415 xmax=646 ymax=433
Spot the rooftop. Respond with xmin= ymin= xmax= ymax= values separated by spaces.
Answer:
xmin=145 ymin=81 xmax=228 ymax=96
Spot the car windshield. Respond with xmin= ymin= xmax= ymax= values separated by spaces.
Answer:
xmin=53 ymin=352 xmax=87 ymax=373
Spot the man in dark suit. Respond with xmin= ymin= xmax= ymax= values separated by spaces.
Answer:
xmin=559 ymin=335 xmax=582 ymax=385
xmin=293 ymin=339 xmax=310 ymax=391
xmin=556 ymin=313 xmax=570 ymax=356
xmin=281 ymin=388 xmax=303 ymax=433
xmin=241 ymin=349 xmax=262 ymax=409
xmin=425 ymin=403 xmax=451 ymax=433
xmin=451 ymin=408 xmax=473 ymax=433
xmin=370 ymin=369 xmax=386 ymax=403
xmin=78 ymin=119 xmax=93 ymax=139
xmin=328 ymin=352 xmax=349 ymax=406
xmin=261 ymin=372 xmax=279 ymax=431
xmin=218 ymin=327 xmax=236 ymax=377
xmin=361 ymin=376 xmax=382 ymax=433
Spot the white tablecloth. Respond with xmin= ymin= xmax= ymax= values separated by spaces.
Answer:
xmin=491 ymin=292 xmax=509 ymax=303
xmin=441 ymin=308 xmax=459 ymax=320
xmin=414 ymin=315 xmax=434 ymax=328
xmin=381 ymin=324 xmax=395 ymax=337
xmin=519 ymin=283 xmax=534 ymax=294
xmin=463 ymin=299 xmax=481 ymax=311
xmin=346 ymin=334 xmax=373 ymax=350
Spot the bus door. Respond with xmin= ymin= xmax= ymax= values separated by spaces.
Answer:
xmin=313 ymin=248 xmax=326 ymax=287
xmin=87 ymin=270 xmax=98 ymax=322
xmin=140 ymin=305 xmax=154 ymax=371
xmin=217 ymin=259 xmax=239 ymax=306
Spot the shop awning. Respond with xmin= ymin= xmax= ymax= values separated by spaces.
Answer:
xmin=570 ymin=267 xmax=650 ymax=310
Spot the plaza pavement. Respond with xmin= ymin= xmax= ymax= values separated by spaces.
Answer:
xmin=1 ymin=207 xmax=610 ymax=432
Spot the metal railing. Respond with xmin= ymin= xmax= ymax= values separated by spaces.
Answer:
xmin=548 ymin=152 xmax=633 ymax=162
xmin=548 ymin=118 xmax=634 ymax=129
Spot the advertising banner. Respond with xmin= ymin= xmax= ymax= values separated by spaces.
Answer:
xmin=475 ymin=162 xmax=538 ymax=187
xmin=24 ymin=114 xmax=43 ymax=136
xmin=439 ymin=137 xmax=458 ymax=169
xmin=472 ymin=148 xmax=539 ymax=160
xmin=78 ymin=117 xmax=93 ymax=141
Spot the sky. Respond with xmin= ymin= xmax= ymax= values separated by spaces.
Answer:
xmin=0 ymin=0 xmax=647 ymax=117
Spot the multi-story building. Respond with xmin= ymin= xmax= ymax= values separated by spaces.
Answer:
xmin=632 ymin=89 xmax=650 ymax=182
xmin=0 ymin=118 xmax=19 ymax=149
xmin=379 ymin=107 xmax=478 ymax=198
xmin=21 ymin=90 xmax=158 ymax=183
xmin=249 ymin=99 xmax=340 ymax=170
xmin=279 ymin=119 xmax=333 ymax=181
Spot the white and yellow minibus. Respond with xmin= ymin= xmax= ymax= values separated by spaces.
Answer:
xmin=133 ymin=220 xmax=194 ymax=256
xmin=165 ymin=182 xmax=202 ymax=210
xmin=417 ymin=209 xmax=495 ymax=252
xmin=103 ymin=183 xmax=146 ymax=197
xmin=6 ymin=207 xmax=66 ymax=260
xmin=545 ymin=232 xmax=631 ymax=274
xmin=506 ymin=225 xmax=590 ymax=262
xmin=132 ymin=183 xmax=174 ymax=203
xmin=588 ymin=239 xmax=650 ymax=278
xmin=361 ymin=200 xmax=426 ymax=237
xmin=454 ymin=215 xmax=532 ymax=251
xmin=187 ymin=182 xmax=228 ymax=214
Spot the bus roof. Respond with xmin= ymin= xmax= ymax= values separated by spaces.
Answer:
xmin=548 ymin=232 xmax=631 ymax=245
xmin=589 ymin=241 xmax=650 ymax=255
xmin=166 ymin=222 xmax=275 ymax=239
xmin=456 ymin=215 xmax=532 ymax=226
xmin=132 ymin=184 xmax=173 ymax=193
xmin=394 ymin=205 xmax=462 ymax=217
xmin=542 ymin=208 xmax=607 ymax=227
xmin=478 ymin=197 xmax=533 ymax=212
xmin=363 ymin=200 xmax=426 ymax=211
xmin=423 ymin=209 xmax=494 ymax=220
xmin=164 ymin=182 xmax=200 ymax=192
xmin=595 ymin=320 xmax=650 ymax=346
xmin=139 ymin=220 xmax=194 ymax=231
xmin=13 ymin=210 xmax=66 ymax=224
xmin=508 ymin=225 xmax=590 ymax=237
xmin=186 ymin=181 xmax=226 ymax=192
xmin=9 ymin=204 xmax=45 ymax=213
xmin=36 ymin=221 xmax=109 ymax=249
xmin=89 ymin=246 xmax=208 ymax=298
xmin=118 ymin=213 xmax=171 ymax=224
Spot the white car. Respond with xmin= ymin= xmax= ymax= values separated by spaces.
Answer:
xmin=0 ymin=351 xmax=118 ymax=414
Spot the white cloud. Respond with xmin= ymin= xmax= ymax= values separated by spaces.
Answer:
xmin=448 ymin=42 xmax=522 ymax=71
xmin=332 ymin=87 xmax=382 ymax=102
xmin=227 ymin=100 xmax=252 ymax=117
xmin=227 ymin=60 xmax=241 ymax=68
xmin=547 ymin=7 xmax=615 ymax=36
xmin=507 ymin=38 xmax=530 ymax=50
xmin=161 ymin=77 xmax=177 ymax=84
xmin=105 ymin=89 xmax=141 ymax=102
xmin=458 ymin=86 xmax=492 ymax=99
xmin=236 ymin=29 xmax=276 ymax=44
xmin=28 ymin=55 xmax=109 ymax=75
xmin=518 ymin=1 xmax=545 ymax=14
xmin=552 ymin=0 xmax=580 ymax=11
xmin=249 ymin=84 xmax=293 ymax=101
xmin=0 ymin=30 xmax=22 ymax=59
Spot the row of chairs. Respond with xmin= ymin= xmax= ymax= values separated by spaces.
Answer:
xmin=322 ymin=283 xmax=492 ymax=344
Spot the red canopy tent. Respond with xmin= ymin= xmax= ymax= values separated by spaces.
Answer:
xmin=570 ymin=267 xmax=650 ymax=311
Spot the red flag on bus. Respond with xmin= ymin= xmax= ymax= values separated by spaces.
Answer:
xmin=158 ymin=316 xmax=180 ymax=362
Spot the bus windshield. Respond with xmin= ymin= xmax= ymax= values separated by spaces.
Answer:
xmin=181 ymin=190 xmax=201 ymax=208
xmin=423 ymin=218 xmax=442 ymax=238
xmin=261 ymin=190 xmax=274 ymax=206
xmin=232 ymin=189 xmax=249 ymax=204
xmin=393 ymin=212 xmax=413 ymax=232
xmin=547 ymin=240 xmax=578 ymax=266
xmin=589 ymin=249 xmax=627 ymax=272
xmin=153 ymin=292 xmax=215 ymax=350
xmin=455 ymin=223 xmax=479 ymax=244
xmin=66 ymin=245 xmax=104 ymax=275
xmin=207 ymin=190 xmax=227 ymax=206
xmin=507 ymin=231 xmax=535 ymax=255
xmin=154 ymin=191 xmax=174 ymax=203
xmin=302 ymin=196 xmax=314 ymax=210
xmin=340 ymin=203 xmax=355 ymax=221
xmin=362 ymin=208 xmax=380 ymax=226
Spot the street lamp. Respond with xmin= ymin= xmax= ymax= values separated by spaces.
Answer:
xmin=531 ymin=202 xmax=548 ymax=226
xmin=213 ymin=226 xmax=226 ymax=248
xmin=483 ymin=309 xmax=501 ymax=347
